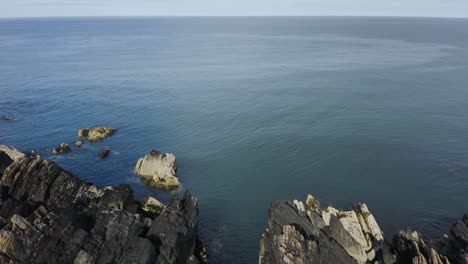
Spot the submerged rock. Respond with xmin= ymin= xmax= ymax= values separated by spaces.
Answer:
xmin=135 ymin=149 xmax=180 ymax=191
xmin=99 ymin=149 xmax=110 ymax=159
xmin=78 ymin=127 xmax=116 ymax=141
xmin=0 ymin=149 xmax=204 ymax=263
xmin=52 ymin=143 xmax=71 ymax=154
xmin=1 ymin=116 xmax=13 ymax=121
xmin=75 ymin=140 xmax=83 ymax=147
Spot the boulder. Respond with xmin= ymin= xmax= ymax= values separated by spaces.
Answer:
xmin=135 ymin=149 xmax=180 ymax=191
xmin=78 ymin=127 xmax=116 ymax=141
xmin=75 ymin=141 xmax=83 ymax=147
xmin=52 ymin=143 xmax=71 ymax=154
xmin=0 ymin=153 xmax=204 ymax=264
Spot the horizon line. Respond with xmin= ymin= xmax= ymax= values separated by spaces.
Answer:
xmin=1 ymin=14 xmax=468 ymax=20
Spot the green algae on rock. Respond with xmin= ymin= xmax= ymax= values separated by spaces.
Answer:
xmin=78 ymin=127 xmax=117 ymax=141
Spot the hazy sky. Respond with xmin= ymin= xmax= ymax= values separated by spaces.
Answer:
xmin=2 ymin=0 xmax=468 ymax=18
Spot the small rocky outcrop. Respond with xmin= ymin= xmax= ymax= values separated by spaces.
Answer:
xmin=75 ymin=141 xmax=83 ymax=147
xmin=78 ymin=127 xmax=117 ymax=141
xmin=1 ymin=116 xmax=13 ymax=121
xmin=135 ymin=149 xmax=180 ymax=191
xmin=0 ymin=145 xmax=25 ymax=161
xmin=0 ymin=150 xmax=204 ymax=263
xmin=259 ymin=194 xmax=394 ymax=264
xmin=392 ymin=214 xmax=468 ymax=264
xmin=260 ymin=195 xmax=467 ymax=264
xmin=393 ymin=229 xmax=450 ymax=264
xmin=99 ymin=149 xmax=110 ymax=159
xmin=434 ymin=214 xmax=468 ymax=263
xmin=52 ymin=143 xmax=72 ymax=154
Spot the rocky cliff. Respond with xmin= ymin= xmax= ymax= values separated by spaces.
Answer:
xmin=0 ymin=148 xmax=205 ymax=264
xmin=259 ymin=195 xmax=467 ymax=264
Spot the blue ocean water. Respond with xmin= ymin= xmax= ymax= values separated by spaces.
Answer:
xmin=1 ymin=17 xmax=468 ymax=263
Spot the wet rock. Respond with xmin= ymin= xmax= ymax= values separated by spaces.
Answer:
xmin=99 ymin=149 xmax=110 ymax=159
xmin=1 ymin=116 xmax=13 ymax=121
xmin=78 ymin=127 xmax=117 ymax=141
xmin=0 ymin=145 xmax=25 ymax=161
xmin=75 ymin=140 xmax=83 ymax=147
xmin=0 ymin=151 xmax=204 ymax=264
xmin=135 ymin=149 xmax=180 ymax=191
xmin=30 ymin=149 xmax=39 ymax=155
xmin=52 ymin=143 xmax=71 ymax=154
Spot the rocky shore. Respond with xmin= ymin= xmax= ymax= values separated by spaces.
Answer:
xmin=0 ymin=146 xmax=205 ymax=264
xmin=259 ymin=195 xmax=467 ymax=264
xmin=1 ymin=144 xmax=467 ymax=263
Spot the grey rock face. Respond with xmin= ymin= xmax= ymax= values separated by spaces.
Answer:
xmin=0 ymin=153 xmax=204 ymax=264
xmin=259 ymin=200 xmax=358 ymax=264
xmin=260 ymin=195 xmax=467 ymax=264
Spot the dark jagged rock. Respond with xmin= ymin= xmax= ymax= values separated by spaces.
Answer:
xmin=393 ymin=229 xmax=450 ymax=264
xmin=0 ymin=152 xmax=203 ymax=263
xmin=0 ymin=151 xmax=13 ymax=175
xmin=396 ymin=214 xmax=468 ymax=264
xmin=260 ymin=195 xmax=467 ymax=264
xmin=147 ymin=192 xmax=199 ymax=263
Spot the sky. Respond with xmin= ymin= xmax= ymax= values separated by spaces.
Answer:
xmin=1 ymin=0 xmax=468 ymax=18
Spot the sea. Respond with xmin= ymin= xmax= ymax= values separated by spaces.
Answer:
xmin=1 ymin=16 xmax=468 ymax=263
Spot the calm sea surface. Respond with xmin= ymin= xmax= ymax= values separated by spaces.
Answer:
xmin=1 ymin=17 xmax=468 ymax=263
